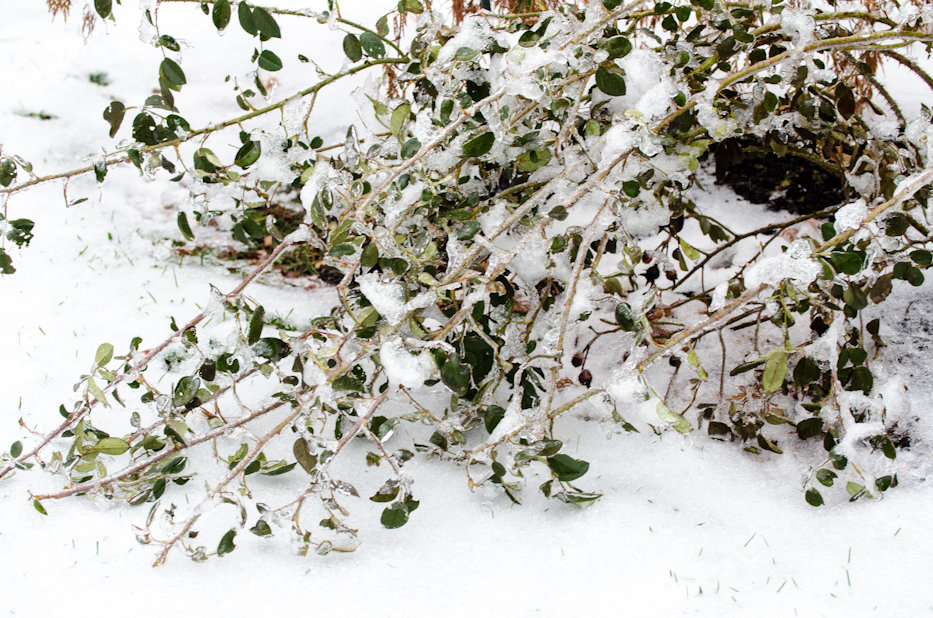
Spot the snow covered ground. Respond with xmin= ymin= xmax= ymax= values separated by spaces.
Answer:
xmin=2 ymin=2 xmax=933 ymax=615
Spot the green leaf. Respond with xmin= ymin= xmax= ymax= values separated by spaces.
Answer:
xmin=829 ymin=252 xmax=862 ymax=275
xmin=252 ymin=338 xmax=290 ymax=361
xmin=623 ymin=180 xmax=640 ymax=197
xmin=484 ymin=405 xmax=505 ymax=433
xmin=94 ymin=0 xmax=112 ymax=19
xmin=87 ymin=377 xmax=109 ymax=408
xmin=217 ymin=529 xmax=237 ymax=556
xmin=250 ymin=520 xmax=272 ymax=537
xmin=882 ymin=437 xmax=896 ymax=460
xmin=234 ymin=140 xmax=261 ymax=168
xmin=910 ymin=249 xmax=932 ymax=265
xmin=103 ymin=101 xmax=125 ymax=138
xmin=258 ymin=50 xmax=282 ymax=72
xmin=10 ymin=441 xmax=22 ymax=458
xmin=679 ymin=238 xmax=700 ymax=261
xmin=847 ymin=366 xmax=873 ymax=395
xmin=546 ymin=454 xmax=590 ymax=482
xmin=462 ymin=132 xmax=495 ymax=158
xmin=163 ymin=457 xmax=187 ymax=474
xmin=440 ymin=357 xmax=471 ymax=397
xmin=329 ymin=243 xmax=356 ymax=257
xmin=212 ymin=0 xmax=231 ymax=30
xmin=34 ymin=499 xmax=48 ymax=516
xmin=0 ymin=160 xmax=16 ymax=187
xmin=615 ymin=302 xmax=636 ymax=331
xmin=248 ymin=305 xmax=265 ymax=345
xmin=95 ymin=342 xmax=114 ymax=367
xmin=360 ymin=32 xmax=386 ymax=58
xmin=602 ymin=0 xmax=624 ymax=9
xmin=370 ymin=480 xmax=400 ymax=502
xmin=390 ymin=102 xmax=410 ymax=139
xmin=251 ymin=7 xmax=280 ymax=39
xmin=875 ymin=475 xmax=893 ymax=492
xmin=381 ymin=501 xmax=410 ymax=528
xmin=516 ymin=439 xmax=563 ymax=461
xmin=656 ymin=400 xmax=692 ymax=433
xmin=238 ymin=1 xmax=257 ymax=35
xmin=343 ymin=34 xmax=363 ymax=62
xmin=796 ymin=417 xmax=823 ymax=439
xmin=595 ymin=66 xmax=626 ymax=96
xmin=361 ymin=243 xmax=379 ymax=268
xmin=159 ymin=35 xmax=180 ymax=52
xmin=293 ymin=437 xmax=317 ymax=473
xmin=548 ymin=205 xmax=569 ymax=221
xmin=159 ymin=58 xmax=186 ymax=89
xmin=400 ymin=138 xmax=421 ymax=159
xmin=805 ymin=488 xmax=823 ymax=507
xmin=762 ymin=350 xmax=788 ymax=392
xmin=604 ymin=36 xmax=632 ymax=59
xmin=86 ymin=437 xmax=130 ymax=456
xmin=816 ymin=468 xmax=836 ymax=487
xmin=836 ymin=83 xmax=855 ymax=119
xmin=177 ymin=211 xmax=195 ymax=241
xmin=173 ymin=375 xmax=200 ymax=407
xmin=0 ymin=248 xmax=14 ymax=275
xmin=793 ymin=356 xmax=821 ymax=387
xmin=261 ymin=461 xmax=296 ymax=476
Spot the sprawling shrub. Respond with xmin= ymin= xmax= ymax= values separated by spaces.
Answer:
xmin=2 ymin=0 xmax=932 ymax=563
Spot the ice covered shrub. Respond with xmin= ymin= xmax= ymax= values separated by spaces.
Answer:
xmin=2 ymin=0 xmax=933 ymax=563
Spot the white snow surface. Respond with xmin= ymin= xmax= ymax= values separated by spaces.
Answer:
xmin=2 ymin=3 xmax=933 ymax=616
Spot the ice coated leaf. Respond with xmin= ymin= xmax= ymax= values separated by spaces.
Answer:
xmin=546 ymin=454 xmax=590 ymax=482
xmin=95 ymin=343 xmax=114 ymax=367
xmin=86 ymin=437 xmax=130 ymax=456
xmin=177 ymin=211 xmax=195 ymax=241
xmin=360 ymin=32 xmax=386 ymax=58
xmin=370 ymin=480 xmax=400 ymax=502
xmin=87 ymin=377 xmax=109 ymax=408
xmin=173 ymin=375 xmax=200 ymax=407
xmin=252 ymin=338 xmax=291 ymax=362
xmin=234 ymin=140 xmax=261 ymax=168
xmin=440 ymin=357 xmax=471 ymax=396
xmin=484 ymin=405 xmax=505 ymax=433
xmin=762 ymin=351 xmax=787 ymax=392
xmin=293 ymin=437 xmax=317 ymax=473
xmin=0 ymin=160 xmax=16 ymax=187
xmin=159 ymin=58 xmax=186 ymax=89
xmin=656 ymin=401 xmax=692 ymax=433
xmin=250 ymin=520 xmax=272 ymax=537
xmin=103 ymin=101 xmax=125 ymax=138
xmin=390 ymin=102 xmax=410 ymax=139
xmin=595 ymin=66 xmax=625 ymax=96
xmin=217 ymin=529 xmax=237 ymax=556
xmin=615 ymin=302 xmax=636 ymax=331
xmin=343 ymin=34 xmax=362 ymax=62
xmin=212 ymin=0 xmax=231 ymax=30
xmin=816 ymin=468 xmax=836 ymax=487
xmin=462 ymin=132 xmax=495 ymax=158
xmin=10 ymin=441 xmax=22 ymax=458
xmin=34 ymin=499 xmax=48 ymax=515
xmin=400 ymin=138 xmax=421 ymax=159
xmin=603 ymin=36 xmax=632 ymax=59
xmin=381 ymin=502 xmax=410 ymax=528
xmin=94 ymin=0 xmax=111 ymax=19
